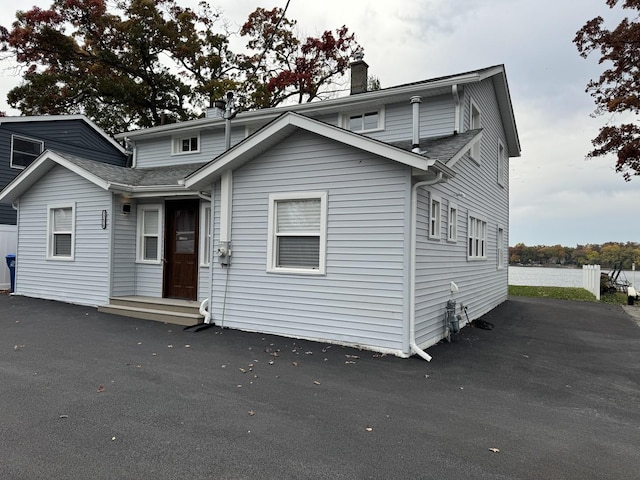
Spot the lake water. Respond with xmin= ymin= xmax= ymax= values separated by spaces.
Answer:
xmin=508 ymin=266 xmax=638 ymax=288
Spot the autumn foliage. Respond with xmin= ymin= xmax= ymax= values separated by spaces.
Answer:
xmin=0 ymin=0 xmax=361 ymax=134
xmin=574 ymin=0 xmax=640 ymax=180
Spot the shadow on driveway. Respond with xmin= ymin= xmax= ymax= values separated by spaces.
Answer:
xmin=1 ymin=294 xmax=639 ymax=479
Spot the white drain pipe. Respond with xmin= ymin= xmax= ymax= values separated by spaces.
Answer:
xmin=409 ymin=173 xmax=444 ymax=361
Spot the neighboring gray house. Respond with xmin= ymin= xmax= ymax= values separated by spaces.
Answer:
xmin=0 ymin=115 xmax=127 ymax=289
xmin=0 ymin=63 xmax=520 ymax=360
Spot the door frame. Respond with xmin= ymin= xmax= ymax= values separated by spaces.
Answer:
xmin=162 ymin=198 xmax=200 ymax=300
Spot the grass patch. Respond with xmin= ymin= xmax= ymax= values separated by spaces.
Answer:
xmin=508 ymin=285 xmax=597 ymax=301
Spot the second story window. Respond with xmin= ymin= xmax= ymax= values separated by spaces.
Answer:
xmin=342 ymin=108 xmax=384 ymax=133
xmin=470 ymin=100 xmax=481 ymax=162
xmin=11 ymin=135 xmax=44 ymax=169
xmin=172 ymin=134 xmax=200 ymax=154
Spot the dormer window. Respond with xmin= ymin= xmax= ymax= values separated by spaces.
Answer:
xmin=172 ymin=134 xmax=200 ymax=154
xmin=11 ymin=135 xmax=44 ymax=169
xmin=342 ymin=108 xmax=384 ymax=133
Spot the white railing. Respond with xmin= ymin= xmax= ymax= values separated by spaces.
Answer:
xmin=582 ymin=264 xmax=601 ymax=301
xmin=0 ymin=225 xmax=17 ymax=290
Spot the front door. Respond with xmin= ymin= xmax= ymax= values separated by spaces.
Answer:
xmin=164 ymin=199 xmax=199 ymax=300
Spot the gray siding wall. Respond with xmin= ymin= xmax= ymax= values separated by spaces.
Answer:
xmin=135 ymin=126 xmax=244 ymax=168
xmin=210 ymin=130 xmax=410 ymax=353
xmin=111 ymin=196 xmax=137 ymax=297
xmin=132 ymin=199 xmax=163 ymax=297
xmin=15 ymin=166 xmax=112 ymax=306
xmin=414 ymin=79 xmax=509 ymax=349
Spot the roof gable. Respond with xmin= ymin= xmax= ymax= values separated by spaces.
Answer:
xmin=185 ymin=112 xmax=454 ymax=191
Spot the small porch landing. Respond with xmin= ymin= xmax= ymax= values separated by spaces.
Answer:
xmin=98 ymin=296 xmax=204 ymax=326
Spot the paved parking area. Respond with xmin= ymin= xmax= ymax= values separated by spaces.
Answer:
xmin=1 ymin=293 xmax=639 ymax=479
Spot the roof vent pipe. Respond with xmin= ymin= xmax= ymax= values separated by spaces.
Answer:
xmin=410 ymin=96 xmax=422 ymax=153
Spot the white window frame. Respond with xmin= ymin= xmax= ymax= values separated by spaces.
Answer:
xmin=448 ymin=202 xmax=458 ymax=243
xmin=497 ymin=139 xmax=506 ymax=187
xmin=469 ymin=99 xmax=481 ymax=163
xmin=429 ymin=193 xmax=441 ymax=240
xmin=497 ymin=225 xmax=505 ymax=270
xmin=467 ymin=213 xmax=487 ymax=260
xmin=136 ymin=204 xmax=163 ymax=264
xmin=200 ymin=203 xmax=212 ymax=266
xmin=340 ymin=107 xmax=385 ymax=133
xmin=267 ymin=191 xmax=327 ymax=275
xmin=171 ymin=133 xmax=200 ymax=155
xmin=11 ymin=134 xmax=44 ymax=169
xmin=46 ymin=203 xmax=75 ymax=261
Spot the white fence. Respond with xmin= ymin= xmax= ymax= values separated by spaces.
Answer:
xmin=0 ymin=225 xmax=17 ymax=290
xmin=582 ymin=264 xmax=601 ymax=301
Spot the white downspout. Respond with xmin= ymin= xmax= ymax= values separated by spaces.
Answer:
xmin=197 ymin=191 xmax=214 ymax=324
xmin=409 ymin=172 xmax=444 ymax=362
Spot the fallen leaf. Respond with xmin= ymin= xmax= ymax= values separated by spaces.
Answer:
xmin=345 ymin=354 xmax=360 ymax=359
xmin=239 ymin=368 xmax=247 ymax=373
xmin=184 ymin=344 xmax=191 ymax=348
xmin=168 ymin=345 xmax=173 ymax=348
xmin=111 ymin=436 xmax=116 ymax=441
xmin=313 ymin=380 xmax=321 ymax=385
xmin=97 ymin=385 xmax=105 ymax=393
xmin=365 ymin=427 xmax=373 ymax=432
xmin=488 ymin=448 xmax=500 ymax=453
xmin=248 ymin=410 xmax=255 ymax=416
xmin=305 ymin=351 xmax=313 ymax=355
xmin=59 ymin=415 xmax=69 ymax=419
xmin=292 ymin=361 xmax=298 ymax=367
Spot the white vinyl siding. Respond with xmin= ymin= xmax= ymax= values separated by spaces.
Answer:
xmin=137 ymin=205 xmax=162 ymax=263
xmin=15 ymin=166 xmax=111 ymax=306
xmin=267 ymin=192 xmax=327 ymax=274
xmin=414 ymin=80 xmax=510 ymax=351
xmin=47 ymin=203 xmax=75 ymax=260
xmin=210 ymin=130 xmax=409 ymax=354
xmin=11 ymin=134 xmax=44 ymax=169
xmin=111 ymin=196 xmax=137 ymax=297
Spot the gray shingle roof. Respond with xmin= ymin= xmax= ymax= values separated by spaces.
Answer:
xmin=390 ymin=129 xmax=481 ymax=162
xmin=55 ymin=151 xmax=206 ymax=187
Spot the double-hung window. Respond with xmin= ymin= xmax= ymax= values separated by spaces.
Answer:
xmin=267 ymin=192 xmax=327 ymax=274
xmin=47 ymin=204 xmax=75 ymax=260
xmin=137 ymin=205 xmax=163 ymax=262
xmin=11 ymin=135 xmax=44 ymax=169
xmin=468 ymin=214 xmax=487 ymax=260
xmin=429 ymin=194 xmax=441 ymax=240
xmin=448 ymin=202 xmax=458 ymax=242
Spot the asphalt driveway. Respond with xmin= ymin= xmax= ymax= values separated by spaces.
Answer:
xmin=1 ymin=293 xmax=639 ymax=480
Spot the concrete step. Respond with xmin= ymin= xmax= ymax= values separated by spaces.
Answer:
xmin=99 ymin=297 xmax=204 ymax=326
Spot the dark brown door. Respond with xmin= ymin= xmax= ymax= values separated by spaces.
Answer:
xmin=164 ymin=199 xmax=199 ymax=300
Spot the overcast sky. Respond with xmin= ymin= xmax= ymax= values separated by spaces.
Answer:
xmin=0 ymin=0 xmax=638 ymax=247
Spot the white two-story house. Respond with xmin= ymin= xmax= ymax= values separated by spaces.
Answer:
xmin=0 ymin=60 xmax=520 ymax=360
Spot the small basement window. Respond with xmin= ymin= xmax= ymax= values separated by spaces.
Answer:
xmin=11 ymin=135 xmax=44 ymax=169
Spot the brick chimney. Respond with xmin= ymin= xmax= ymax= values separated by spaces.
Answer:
xmin=350 ymin=52 xmax=368 ymax=95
